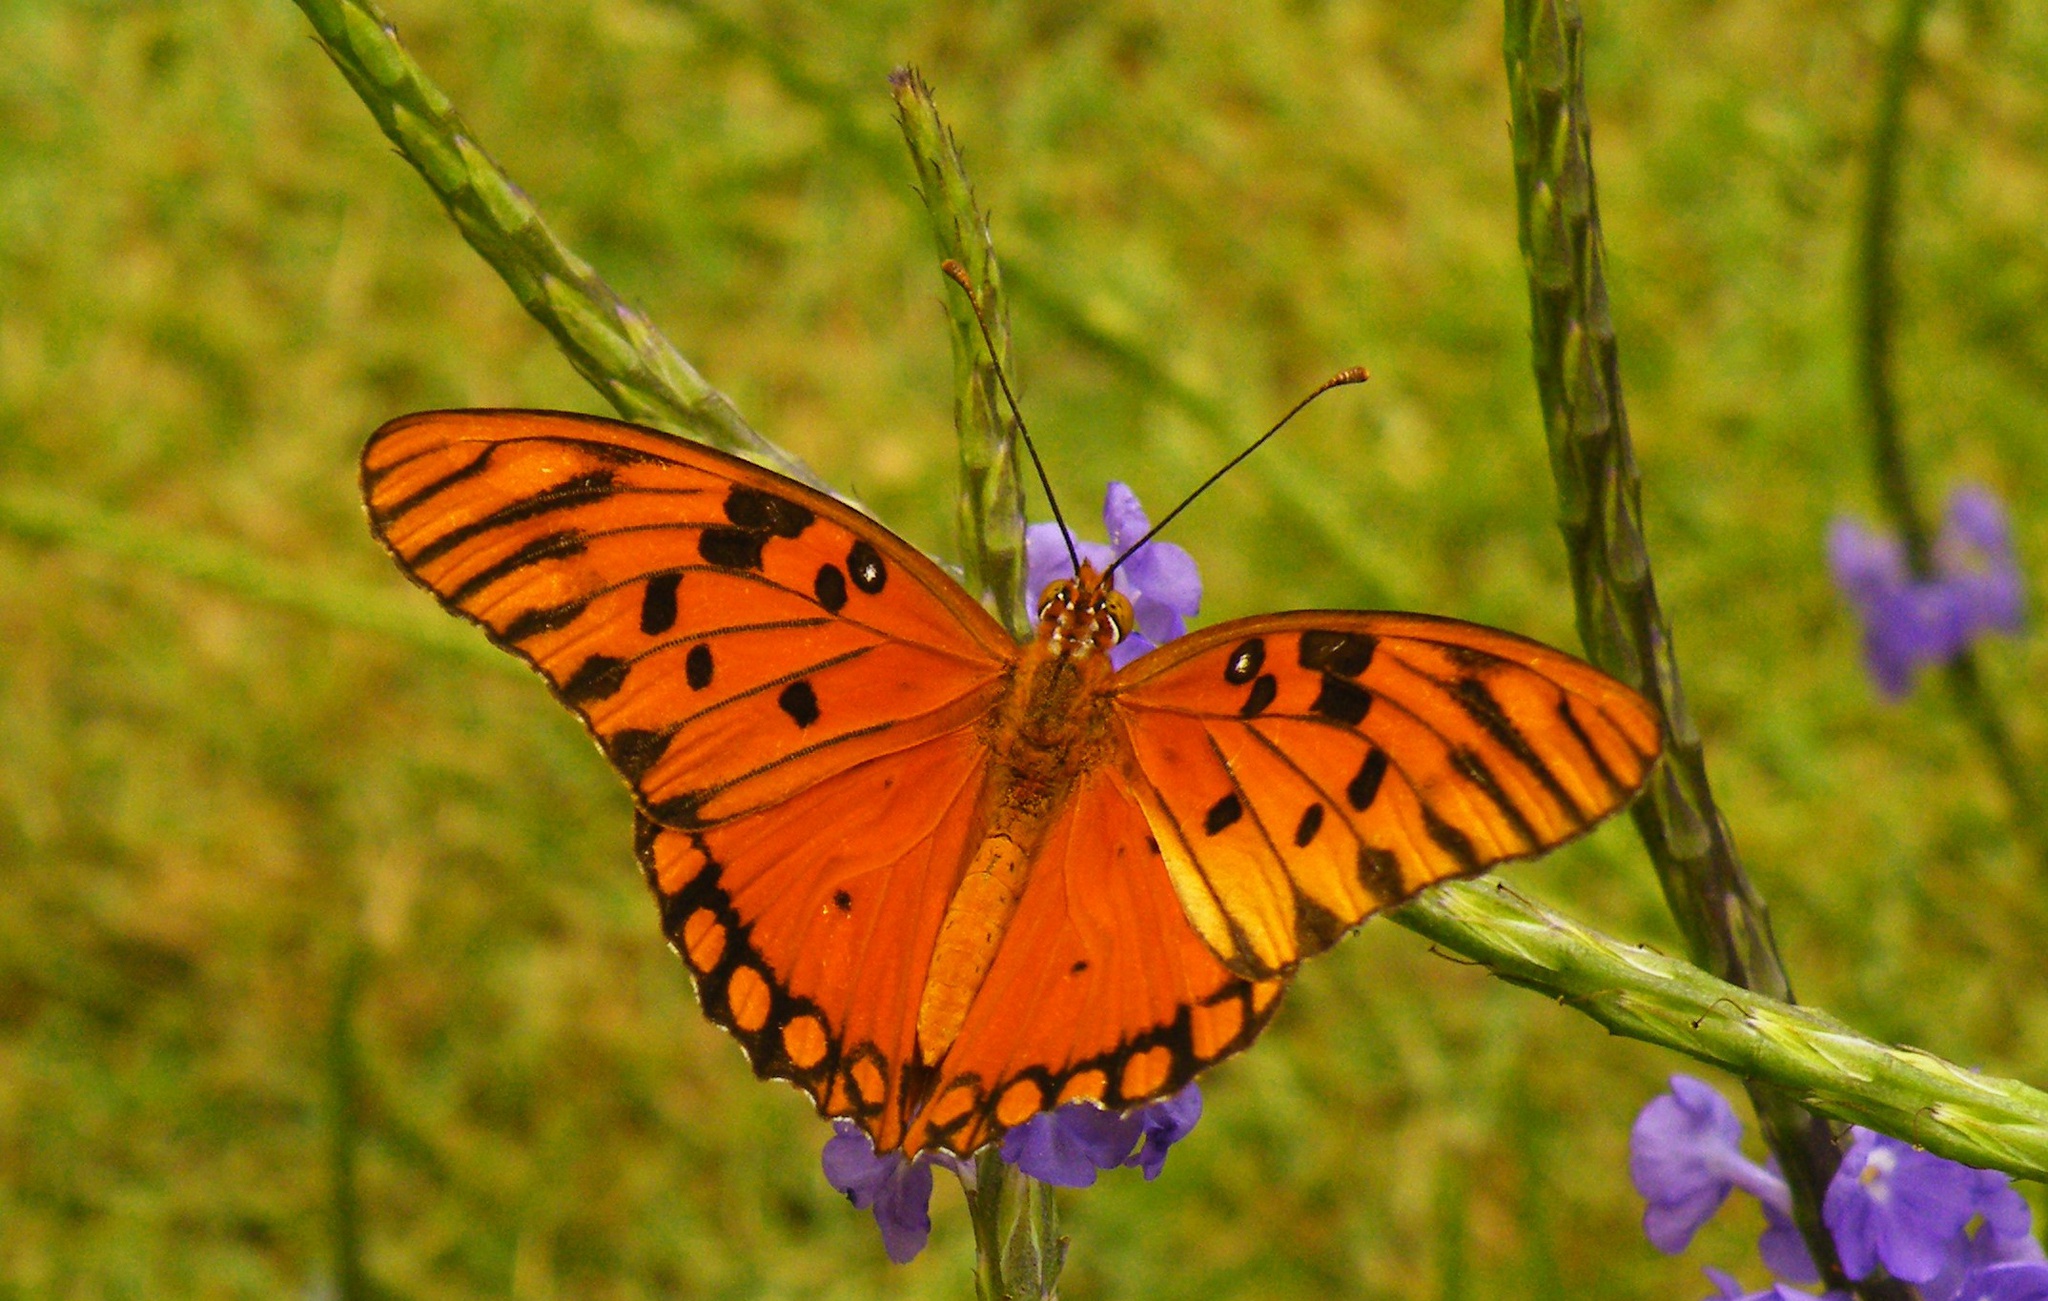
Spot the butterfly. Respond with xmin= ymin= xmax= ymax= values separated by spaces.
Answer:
xmin=362 ymin=408 xmax=1661 ymax=1156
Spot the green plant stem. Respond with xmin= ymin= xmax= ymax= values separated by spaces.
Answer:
xmin=0 ymin=484 xmax=516 ymax=675
xmin=1500 ymin=2 xmax=1889 ymax=1294
xmin=1394 ymin=881 xmax=2048 ymax=1180
xmin=896 ymin=68 xmax=1061 ymax=1298
xmin=289 ymin=0 xmax=820 ymax=490
xmin=892 ymin=68 xmax=1029 ymax=638
xmin=1855 ymin=0 xmax=2046 ymax=859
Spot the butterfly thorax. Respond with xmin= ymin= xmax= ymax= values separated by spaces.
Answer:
xmin=912 ymin=565 xmax=1132 ymax=1072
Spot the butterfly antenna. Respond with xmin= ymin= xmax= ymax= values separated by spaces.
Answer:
xmin=940 ymin=259 xmax=1082 ymax=578
xmin=1104 ymin=366 xmax=1370 ymax=581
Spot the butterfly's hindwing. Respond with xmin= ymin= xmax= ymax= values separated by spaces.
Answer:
xmin=635 ymin=725 xmax=990 ymax=1153
xmin=904 ymin=764 xmax=1284 ymax=1154
xmin=1112 ymin=612 xmax=1661 ymax=978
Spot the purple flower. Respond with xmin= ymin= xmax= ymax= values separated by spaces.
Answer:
xmin=1000 ymin=1085 xmax=1204 ymax=1188
xmin=1126 ymin=1082 xmax=1203 ymax=1179
xmin=1922 ymin=1166 xmax=2047 ymax=1301
xmin=1824 ymin=1128 xmax=1979 ymax=1283
xmin=1829 ymin=485 xmax=2025 ymax=698
xmin=821 ymin=1121 xmax=967 ymax=1264
xmin=1027 ymin=482 xmax=1201 ymax=668
xmin=1631 ymin=1076 xmax=1793 ymax=1253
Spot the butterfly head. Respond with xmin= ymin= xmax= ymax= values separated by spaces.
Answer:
xmin=1036 ymin=562 xmax=1135 ymax=659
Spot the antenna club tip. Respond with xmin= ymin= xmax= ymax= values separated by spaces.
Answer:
xmin=1333 ymin=366 xmax=1371 ymax=385
xmin=939 ymin=260 xmax=974 ymax=293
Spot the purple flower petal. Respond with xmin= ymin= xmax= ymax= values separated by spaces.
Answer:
xmin=1631 ymin=1076 xmax=1771 ymax=1253
xmin=1001 ymin=1102 xmax=1146 ymax=1188
xmin=1759 ymin=1191 xmax=1821 ymax=1284
xmin=1103 ymin=481 xmax=1152 ymax=552
xmin=821 ymin=1121 xmax=939 ymax=1264
xmin=1824 ymin=1128 xmax=1979 ymax=1284
xmin=1943 ymin=486 xmax=2015 ymax=556
xmin=1125 ymin=1084 xmax=1203 ymax=1180
xmin=1951 ymin=1263 xmax=2048 ymax=1301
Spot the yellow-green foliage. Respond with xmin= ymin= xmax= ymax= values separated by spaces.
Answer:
xmin=2 ymin=1 xmax=2045 ymax=1296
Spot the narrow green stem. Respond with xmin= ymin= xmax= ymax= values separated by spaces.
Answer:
xmin=892 ymin=68 xmax=1029 ymax=638
xmin=289 ymin=0 xmax=821 ymax=488
xmin=1858 ymin=0 xmax=1936 ymax=571
xmin=1500 ymin=2 xmax=1885 ymax=1292
xmin=964 ymin=1149 xmax=1066 ymax=1301
xmin=1855 ymin=0 xmax=2046 ymax=857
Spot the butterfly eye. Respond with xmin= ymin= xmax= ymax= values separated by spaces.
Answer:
xmin=1037 ymin=581 xmax=1073 ymax=624
xmin=1101 ymin=591 xmax=1136 ymax=645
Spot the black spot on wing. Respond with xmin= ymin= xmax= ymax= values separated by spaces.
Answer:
xmin=1311 ymin=675 xmax=1374 ymax=726
xmin=1224 ymin=638 xmax=1266 ymax=685
xmin=848 ymin=540 xmax=887 ymax=594
xmin=638 ymin=571 xmax=682 ymax=635
xmin=410 ymin=471 xmax=618 ymax=569
xmin=1239 ymin=674 xmax=1278 ymax=718
xmin=778 ymin=680 xmax=820 ymax=728
xmin=724 ymin=485 xmax=815 ymax=538
xmin=1293 ymin=892 xmax=1348 ymax=952
xmin=1298 ymin=629 xmax=1377 ymax=677
xmin=607 ymin=727 xmax=675 ymax=781
xmin=832 ymin=890 xmax=853 ymax=913
xmin=1347 ymin=748 xmax=1389 ymax=811
xmin=500 ymin=596 xmax=589 ymax=643
xmin=1421 ymin=806 xmax=1483 ymax=873
xmin=648 ymin=792 xmax=708 ymax=829
xmin=1451 ymin=675 xmax=1588 ymax=822
xmin=562 ymin=654 xmax=631 ymax=703
xmin=1357 ymin=847 xmax=1403 ymax=901
xmin=1204 ymin=793 xmax=1243 ymax=835
xmin=683 ymin=643 xmax=714 ymax=691
xmin=814 ymin=564 xmax=848 ymax=613
xmin=1293 ymin=803 xmax=1325 ymax=848
xmin=698 ymin=526 xmax=767 ymax=570
xmin=448 ymin=530 xmax=587 ymax=605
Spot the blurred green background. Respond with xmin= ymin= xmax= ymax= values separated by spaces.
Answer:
xmin=4 ymin=0 xmax=2046 ymax=1296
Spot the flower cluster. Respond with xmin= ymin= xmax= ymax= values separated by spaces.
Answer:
xmin=1828 ymin=486 xmax=2024 ymax=698
xmin=821 ymin=1085 xmax=1204 ymax=1263
xmin=1025 ymin=481 xmax=1202 ymax=669
xmin=1630 ymin=1075 xmax=2048 ymax=1299
xmin=823 ymin=486 xmax=1208 ymax=1263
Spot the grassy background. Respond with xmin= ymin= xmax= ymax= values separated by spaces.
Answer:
xmin=3 ymin=0 xmax=2046 ymax=1296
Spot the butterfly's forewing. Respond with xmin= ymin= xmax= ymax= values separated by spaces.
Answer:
xmin=363 ymin=411 xmax=1014 ymax=829
xmin=1109 ymin=612 xmax=1661 ymax=979
xmin=901 ymin=763 xmax=1285 ymax=1155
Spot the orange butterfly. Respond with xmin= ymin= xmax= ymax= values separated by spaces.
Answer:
xmin=362 ymin=409 xmax=1661 ymax=1156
